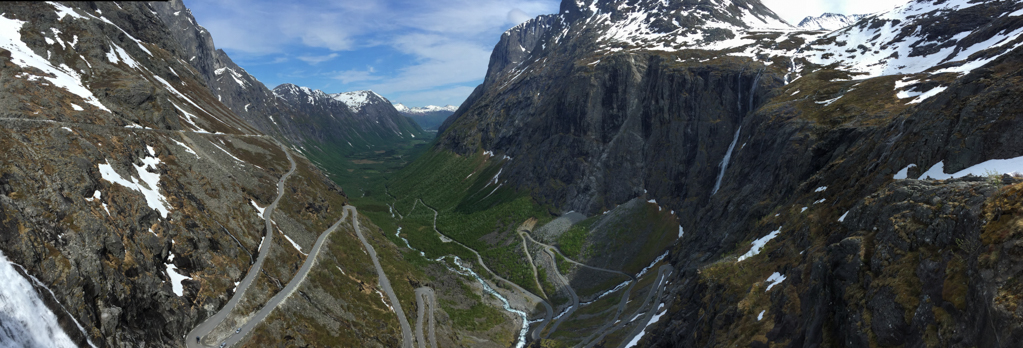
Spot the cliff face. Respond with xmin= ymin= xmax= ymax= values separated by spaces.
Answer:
xmin=434 ymin=0 xmax=1023 ymax=346
xmin=0 ymin=2 xmax=422 ymax=347
xmin=150 ymin=0 xmax=424 ymax=157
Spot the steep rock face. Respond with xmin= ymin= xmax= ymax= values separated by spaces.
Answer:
xmin=436 ymin=0 xmax=1023 ymax=346
xmin=272 ymin=84 xmax=425 ymax=150
xmin=149 ymin=0 xmax=294 ymax=142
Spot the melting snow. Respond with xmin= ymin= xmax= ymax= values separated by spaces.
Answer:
xmin=815 ymin=186 xmax=827 ymax=192
xmin=165 ymin=251 xmax=190 ymax=296
xmin=758 ymin=310 xmax=766 ymax=321
xmin=281 ymin=230 xmax=305 ymax=255
xmin=97 ymin=151 xmax=171 ymax=218
xmin=250 ymin=200 xmax=266 ymax=218
xmin=331 ymin=90 xmax=382 ymax=112
xmin=624 ymin=303 xmax=668 ymax=348
xmin=920 ymin=157 xmax=1023 ymax=180
xmin=839 ymin=211 xmax=850 ymax=222
xmin=764 ymin=272 xmax=786 ymax=291
xmin=908 ymin=86 xmax=947 ymax=104
xmin=738 ymin=226 xmax=782 ymax=262
xmin=0 ymin=14 xmax=110 ymax=111
xmin=678 ymin=225 xmax=684 ymax=239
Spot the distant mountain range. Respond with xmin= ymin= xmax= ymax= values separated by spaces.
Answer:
xmin=393 ymin=104 xmax=458 ymax=131
xmin=797 ymin=12 xmax=867 ymax=31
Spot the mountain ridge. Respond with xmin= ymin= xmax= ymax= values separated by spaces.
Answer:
xmin=796 ymin=12 xmax=868 ymax=30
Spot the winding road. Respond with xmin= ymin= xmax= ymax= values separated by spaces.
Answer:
xmin=186 ymin=141 xmax=295 ymax=348
xmin=414 ymin=287 xmax=438 ymax=348
xmin=349 ymin=206 xmax=415 ymax=348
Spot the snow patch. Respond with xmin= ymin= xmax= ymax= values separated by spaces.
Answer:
xmin=97 ymin=152 xmax=170 ymax=218
xmin=0 ymin=14 xmax=110 ymax=111
xmin=624 ymin=303 xmax=668 ymax=348
xmin=738 ymin=226 xmax=782 ymax=262
xmin=764 ymin=272 xmax=787 ymax=291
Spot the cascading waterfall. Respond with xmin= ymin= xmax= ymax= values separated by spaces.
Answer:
xmin=0 ymin=251 xmax=78 ymax=348
xmin=749 ymin=69 xmax=763 ymax=113
xmin=712 ymin=127 xmax=741 ymax=196
xmin=714 ymin=69 xmax=762 ymax=196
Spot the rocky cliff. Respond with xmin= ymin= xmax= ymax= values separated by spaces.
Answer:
xmin=430 ymin=0 xmax=1023 ymax=346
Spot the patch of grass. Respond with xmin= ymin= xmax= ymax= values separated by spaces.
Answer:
xmin=439 ymin=299 xmax=506 ymax=332
xmin=556 ymin=224 xmax=589 ymax=259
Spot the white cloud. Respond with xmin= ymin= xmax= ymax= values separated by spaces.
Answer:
xmin=508 ymin=8 xmax=533 ymax=25
xmin=333 ymin=67 xmax=381 ymax=84
xmin=297 ymin=53 xmax=339 ymax=65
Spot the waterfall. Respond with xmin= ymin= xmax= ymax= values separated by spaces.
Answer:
xmin=749 ymin=69 xmax=763 ymax=113
xmin=0 ymin=251 xmax=78 ymax=348
xmin=712 ymin=126 xmax=742 ymax=195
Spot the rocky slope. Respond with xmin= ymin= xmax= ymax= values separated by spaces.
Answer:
xmin=429 ymin=0 xmax=1023 ymax=346
xmin=0 ymin=2 xmax=416 ymax=347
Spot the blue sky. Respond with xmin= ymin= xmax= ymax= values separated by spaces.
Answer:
xmin=184 ymin=0 xmax=560 ymax=107
xmin=185 ymin=0 xmax=906 ymax=108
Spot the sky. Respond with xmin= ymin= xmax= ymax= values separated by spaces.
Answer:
xmin=185 ymin=0 xmax=908 ymax=108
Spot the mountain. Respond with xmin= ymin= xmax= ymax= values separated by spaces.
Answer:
xmin=412 ymin=0 xmax=1023 ymax=346
xmin=271 ymin=84 xmax=426 ymax=148
xmin=393 ymin=104 xmax=458 ymax=131
xmin=0 ymin=1 xmax=419 ymax=347
xmin=796 ymin=13 xmax=867 ymax=31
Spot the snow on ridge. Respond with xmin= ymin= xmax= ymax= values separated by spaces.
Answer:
xmin=332 ymin=90 xmax=384 ymax=112
xmin=394 ymin=103 xmax=459 ymax=114
xmin=803 ymin=0 xmax=1023 ymax=79
xmin=214 ymin=67 xmax=249 ymax=88
xmin=797 ymin=13 xmax=867 ymax=31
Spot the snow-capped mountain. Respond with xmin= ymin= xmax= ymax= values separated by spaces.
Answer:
xmin=796 ymin=13 xmax=867 ymax=31
xmin=393 ymin=103 xmax=459 ymax=114
xmin=392 ymin=104 xmax=459 ymax=131
xmin=272 ymin=84 xmax=425 ymax=146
